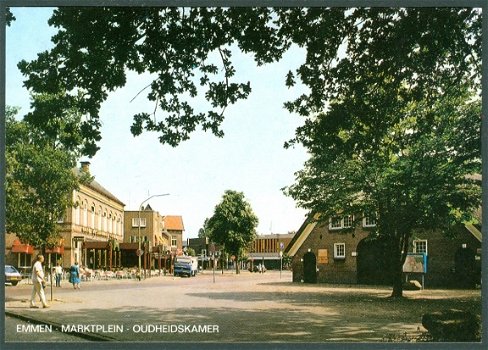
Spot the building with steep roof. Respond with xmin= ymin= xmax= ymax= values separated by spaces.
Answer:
xmin=163 ymin=215 xmax=185 ymax=255
xmin=286 ymin=213 xmax=481 ymax=288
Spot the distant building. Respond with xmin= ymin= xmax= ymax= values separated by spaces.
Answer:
xmin=123 ymin=205 xmax=171 ymax=271
xmin=163 ymin=215 xmax=185 ymax=255
xmin=247 ymin=233 xmax=294 ymax=270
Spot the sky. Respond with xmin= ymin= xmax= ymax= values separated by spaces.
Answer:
xmin=6 ymin=7 xmax=310 ymax=238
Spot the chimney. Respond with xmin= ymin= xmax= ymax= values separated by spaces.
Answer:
xmin=80 ymin=161 xmax=91 ymax=173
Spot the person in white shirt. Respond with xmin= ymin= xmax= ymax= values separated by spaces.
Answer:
xmin=30 ymin=254 xmax=49 ymax=308
xmin=54 ymin=263 xmax=63 ymax=287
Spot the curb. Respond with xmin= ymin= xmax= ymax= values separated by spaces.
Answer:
xmin=5 ymin=310 xmax=116 ymax=342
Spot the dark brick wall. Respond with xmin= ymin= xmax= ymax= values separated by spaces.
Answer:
xmin=292 ymin=222 xmax=369 ymax=284
xmin=292 ymin=222 xmax=481 ymax=287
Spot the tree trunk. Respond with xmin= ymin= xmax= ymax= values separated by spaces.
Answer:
xmin=390 ymin=230 xmax=411 ymax=298
xmin=391 ymin=261 xmax=404 ymax=297
xmin=236 ymin=258 xmax=240 ymax=274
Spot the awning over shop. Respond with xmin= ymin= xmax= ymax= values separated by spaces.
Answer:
xmin=11 ymin=240 xmax=34 ymax=254
xmin=83 ymin=241 xmax=109 ymax=249
xmin=119 ymin=242 xmax=139 ymax=250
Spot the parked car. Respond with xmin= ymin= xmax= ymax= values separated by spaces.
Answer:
xmin=5 ymin=265 xmax=23 ymax=286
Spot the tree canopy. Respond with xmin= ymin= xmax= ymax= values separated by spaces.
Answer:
xmin=5 ymin=107 xmax=79 ymax=247
xmin=206 ymin=190 xmax=258 ymax=274
xmin=281 ymin=8 xmax=481 ymax=296
xmin=17 ymin=7 xmax=481 ymax=157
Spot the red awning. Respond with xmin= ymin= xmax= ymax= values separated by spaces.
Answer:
xmin=45 ymin=246 xmax=65 ymax=254
xmin=11 ymin=240 xmax=34 ymax=254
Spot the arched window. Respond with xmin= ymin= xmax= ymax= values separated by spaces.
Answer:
xmin=83 ymin=200 xmax=88 ymax=227
xmin=108 ymin=212 xmax=113 ymax=233
xmin=90 ymin=204 xmax=95 ymax=229
xmin=103 ymin=210 xmax=107 ymax=232
xmin=98 ymin=206 xmax=102 ymax=231
xmin=74 ymin=196 xmax=81 ymax=225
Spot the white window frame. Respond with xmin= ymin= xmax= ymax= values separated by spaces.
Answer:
xmin=98 ymin=207 xmax=102 ymax=231
xmin=334 ymin=243 xmax=346 ymax=259
xmin=171 ymin=236 xmax=177 ymax=247
xmin=83 ymin=201 xmax=88 ymax=227
xmin=362 ymin=215 xmax=377 ymax=227
xmin=90 ymin=205 xmax=95 ymax=229
xmin=329 ymin=216 xmax=343 ymax=230
xmin=329 ymin=215 xmax=354 ymax=230
xmin=413 ymin=239 xmax=428 ymax=255
xmin=343 ymin=215 xmax=354 ymax=228
xmin=132 ymin=217 xmax=147 ymax=228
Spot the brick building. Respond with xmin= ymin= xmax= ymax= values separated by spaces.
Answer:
xmin=248 ymin=233 xmax=294 ymax=270
xmin=286 ymin=213 xmax=481 ymax=288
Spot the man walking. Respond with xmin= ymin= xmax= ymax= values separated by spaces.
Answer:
xmin=30 ymin=254 xmax=49 ymax=308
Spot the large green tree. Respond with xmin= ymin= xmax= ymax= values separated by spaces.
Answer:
xmin=206 ymin=190 xmax=258 ymax=274
xmin=285 ymin=86 xmax=481 ymax=297
xmin=280 ymin=8 xmax=481 ymax=297
xmin=6 ymin=107 xmax=79 ymax=248
xmin=15 ymin=8 xmax=481 ymax=158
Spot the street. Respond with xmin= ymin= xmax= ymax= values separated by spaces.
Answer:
xmin=5 ymin=270 xmax=482 ymax=343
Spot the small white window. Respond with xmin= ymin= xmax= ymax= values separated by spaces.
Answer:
xmin=343 ymin=215 xmax=354 ymax=228
xmin=131 ymin=218 xmax=146 ymax=227
xmin=171 ymin=236 xmax=177 ymax=247
xmin=329 ymin=217 xmax=342 ymax=230
xmin=334 ymin=243 xmax=346 ymax=259
xmin=413 ymin=240 xmax=428 ymax=255
xmin=363 ymin=215 xmax=376 ymax=227
xmin=329 ymin=215 xmax=354 ymax=230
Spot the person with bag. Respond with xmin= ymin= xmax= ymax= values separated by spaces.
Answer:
xmin=69 ymin=261 xmax=81 ymax=289
xmin=29 ymin=254 xmax=49 ymax=308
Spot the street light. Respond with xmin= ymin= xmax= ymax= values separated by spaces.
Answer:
xmin=138 ymin=193 xmax=170 ymax=280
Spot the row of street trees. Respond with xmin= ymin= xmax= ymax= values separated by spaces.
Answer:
xmin=9 ymin=7 xmax=482 ymax=296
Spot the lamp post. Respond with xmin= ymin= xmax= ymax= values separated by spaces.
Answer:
xmin=138 ymin=193 xmax=170 ymax=281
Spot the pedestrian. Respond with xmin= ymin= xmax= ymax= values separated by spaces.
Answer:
xmin=69 ymin=261 xmax=81 ymax=289
xmin=29 ymin=254 xmax=49 ymax=308
xmin=54 ymin=262 xmax=63 ymax=287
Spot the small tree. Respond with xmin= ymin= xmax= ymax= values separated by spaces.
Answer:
xmin=186 ymin=247 xmax=196 ymax=257
xmin=207 ymin=190 xmax=258 ymax=274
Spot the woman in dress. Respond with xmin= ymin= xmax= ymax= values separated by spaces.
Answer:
xmin=69 ymin=261 xmax=81 ymax=289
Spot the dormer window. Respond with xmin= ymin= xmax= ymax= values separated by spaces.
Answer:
xmin=363 ymin=215 xmax=377 ymax=227
xmin=329 ymin=215 xmax=354 ymax=230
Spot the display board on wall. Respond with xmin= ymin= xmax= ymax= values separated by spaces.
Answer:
xmin=318 ymin=249 xmax=328 ymax=264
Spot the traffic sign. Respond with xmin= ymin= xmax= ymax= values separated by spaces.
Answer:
xmin=136 ymin=249 xmax=144 ymax=256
